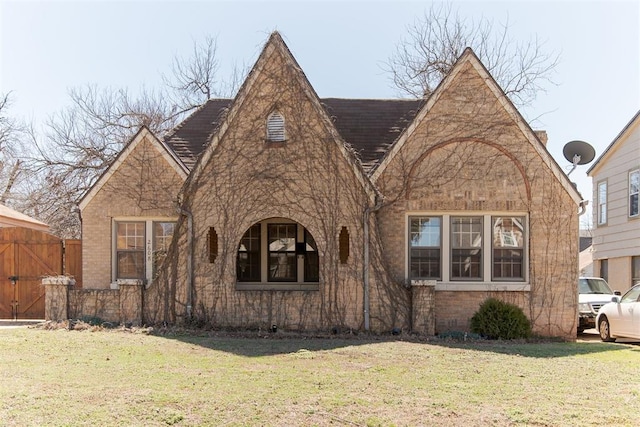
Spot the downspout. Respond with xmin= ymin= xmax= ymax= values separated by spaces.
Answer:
xmin=578 ymin=200 xmax=589 ymax=216
xmin=177 ymin=204 xmax=194 ymax=320
xmin=363 ymin=194 xmax=383 ymax=331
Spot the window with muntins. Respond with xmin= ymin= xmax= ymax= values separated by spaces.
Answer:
xmin=408 ymin=214 xmax=527 ymax=284
xmin=237 ymin=220 xmax=319 ymax=287
xmin=266 ymin=112 xmax=285 ymax=142
xmin=597 ymin=181 xmax=607 ymax=225
xmin=451 ymin=217 xmax=483 ymax=280
xmin=492 ymin=217 xmax=525 ymax=280
xmin=409 ymin=216 xmax=441 ymax=279
xmin=237 ymin=224 xmax=261 ymax=282
xmin=114 ymin=219 xmax=177 ymax=282
xmin=116 ymin=222 xmax=145 ymax=279
xmin=304 ymin=230 xmax=320 ymax=282
xmin=629 ymin=169 xmax=639 ymax=218
xmin=268 ymin=224 xmax=297 ymax=281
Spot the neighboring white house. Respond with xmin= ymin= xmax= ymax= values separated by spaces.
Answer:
xmin=587 ymin=110 xmax=640 ymax=291
xmin=0 ymin=203 xmax=49 ymax=232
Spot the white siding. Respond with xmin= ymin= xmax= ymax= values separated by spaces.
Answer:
xmin=591 ymin=116 xmax=640 ymax=260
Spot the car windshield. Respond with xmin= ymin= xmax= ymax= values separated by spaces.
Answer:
xmin=579 ymin=278 xmax=613 ymax=294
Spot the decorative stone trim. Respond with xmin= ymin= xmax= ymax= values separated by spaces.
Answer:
xmin=43 ymin=276 xmax=75 ymax=321
xmin=42 ymin=276 xmax=76 ymax=286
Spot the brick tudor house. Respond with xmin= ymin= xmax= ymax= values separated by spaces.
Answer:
xmin=72 ymin=33 xmax=581 ymax=338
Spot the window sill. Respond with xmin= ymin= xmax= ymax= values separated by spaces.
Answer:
xmin=434 ymin=281 xmax=530 ymax=292
xmin=235 ymin=282 xmax=320 ymax=291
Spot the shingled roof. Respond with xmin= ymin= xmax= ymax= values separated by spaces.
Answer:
xmin=163 ymin=98 xmax=423 ymax=172
xmin=163 ymin=99 xmax=233 ymax=170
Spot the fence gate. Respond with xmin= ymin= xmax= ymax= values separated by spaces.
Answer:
xmin=0 ymin=227 xmax=64 ymax=319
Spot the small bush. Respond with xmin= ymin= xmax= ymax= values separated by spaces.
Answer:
xmin=470 ymin=298 xmax=532 ymax=340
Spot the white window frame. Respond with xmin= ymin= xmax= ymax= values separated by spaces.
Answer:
xmin=408 ymin=216 xmax=442 ymax=280
xmin=112 ymin=217 xmax=178 ymax=285
xmin=629 ymin=169 xmax=639 ymax=218
xmin=405 ymin=212 xmax=529 ymax=292
xmin=597 ymin=180 xmax=608 ymax=225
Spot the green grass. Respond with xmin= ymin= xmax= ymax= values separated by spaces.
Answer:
xmin=1 ymin=326 xmax=638 ymax=426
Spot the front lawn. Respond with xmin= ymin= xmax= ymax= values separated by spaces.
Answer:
xmin=1 ymin=326 xmax=638 ymax=426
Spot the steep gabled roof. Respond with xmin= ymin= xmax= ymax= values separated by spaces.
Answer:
xmin=163 ymin=99 xmax=232 ymax=170
xmin=587 ymin=109 xmax=640 ymax=176
xmin=321 ymin=98 xmax=423 ymax=171
xmin=370 ymin=47 xmax=582 ymax=205
xmin=164 ymin=97 xmax=422 ymax=173
xmin=185 ymin=32 xmax=379 ymax=200
xmin=79 ymin=126 xmax=189 ymax=211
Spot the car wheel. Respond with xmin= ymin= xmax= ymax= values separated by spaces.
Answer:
xmin=598 ymin=316 xmax=615 ymax=342
xmin=577 ymin=327 xmax=585 ymax=335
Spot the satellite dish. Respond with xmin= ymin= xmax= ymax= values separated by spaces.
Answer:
xmin=563 ymin=140 xmax=595 ymax=176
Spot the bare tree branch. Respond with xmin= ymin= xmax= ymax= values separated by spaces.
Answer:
xmin=18 ymin=35 xmax=241 ymax=237
xmin=386 ymin=4 xmax=559 ymax=106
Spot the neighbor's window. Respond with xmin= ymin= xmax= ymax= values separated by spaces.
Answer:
xmin=629 ymin=169 xmax=639 ymax=218
xmin=632 ymin=256 xmax=640 ymax=287
xmin=116 ymin=222 xmax=145 ymax=279
xmin=266 ymin=111 xmax=285 ymax=142
xmin=451 ymin=217 xmax=483 ymax=280
xmin=600 ymin=259 xmax=608 ymax=282
xmin=492 ymin=217 xmax=525 ymax=280
xmin=237 ymin=220 xmax=319 ymax=286
xmin=409 ymin=216 xmax=441 ymax=279
xmin=597 ymin=181 xmax=607 ymax=225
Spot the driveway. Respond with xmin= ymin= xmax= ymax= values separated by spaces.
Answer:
xmin=578 ymin=328 xmax=639 ymax=344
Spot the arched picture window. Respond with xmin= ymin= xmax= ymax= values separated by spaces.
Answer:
xmin=266 ymin=111 xmax=286 ymax=142
xmin=236 ymin=219 xmax=319 ymax=288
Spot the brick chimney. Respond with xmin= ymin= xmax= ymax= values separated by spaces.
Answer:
xmin=534 ymin=130 xmax=548 ymax=146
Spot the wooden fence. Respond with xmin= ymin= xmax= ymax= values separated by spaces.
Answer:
xmin=0 ymin=227 xmax=81 ymax=319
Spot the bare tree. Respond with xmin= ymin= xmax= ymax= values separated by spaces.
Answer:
xmin=23 ymin=35 xmax=243 ymax=237
xmin=163 ymin=36 xmax=247 ymax=106
xmin=0 ymin=92 xmax=29 ymax=205
xmin=163 ymin=35 xmax=219 ymax=108
xmin=386 ymin=4 xmax=558 ymax=106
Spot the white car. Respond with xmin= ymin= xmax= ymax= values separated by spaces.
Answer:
xmin=596 ymin=284 xmax=640 ymax=342
xmin=578 ymin=277 xmax=618 ymax=333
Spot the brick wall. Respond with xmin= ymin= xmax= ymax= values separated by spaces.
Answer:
xmin=44 ymin=276 xmax=144 ymax=325
xmin=375 ymin=60 xmax=578 ymax=339
xmin=81 ymin=133 xmax=185 ymax=288
xmin=146 ymin=42 xmax=373 ymax=332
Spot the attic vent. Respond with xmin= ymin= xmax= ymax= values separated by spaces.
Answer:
xmin=266 ymin=112 xmax=286 ymax=142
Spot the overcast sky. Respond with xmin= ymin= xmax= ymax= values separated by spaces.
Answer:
xmin=1 ymin=0 xmax=639 ymax=225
